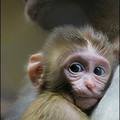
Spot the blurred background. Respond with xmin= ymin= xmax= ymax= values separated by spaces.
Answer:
xmin=1 ymin=0 xmax=48 ymax=117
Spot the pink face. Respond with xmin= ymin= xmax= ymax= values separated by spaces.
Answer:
xmin=63 ymin=48 xmax=111 ymax=109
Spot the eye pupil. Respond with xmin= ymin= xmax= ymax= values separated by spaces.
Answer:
xmin=69 ymin=63 xmax=84 ymax=73
xmin=94 ymin=67 xmax=105 ymax=76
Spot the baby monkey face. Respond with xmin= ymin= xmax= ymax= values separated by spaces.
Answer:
xmin=27 ymin=26 xmax=118 ymax=110
xmin=63 ymin=48 xmax=111 ymax=101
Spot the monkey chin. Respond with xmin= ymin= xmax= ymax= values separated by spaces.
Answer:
xmin=75 ymin=97 xmax=100 ymax=110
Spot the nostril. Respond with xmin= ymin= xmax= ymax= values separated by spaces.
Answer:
xmin=85 ymin=80 xmax=96 ymax=91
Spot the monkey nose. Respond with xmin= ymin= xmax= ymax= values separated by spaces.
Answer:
xmin=85 ymin=80 xmax=96 ymax=91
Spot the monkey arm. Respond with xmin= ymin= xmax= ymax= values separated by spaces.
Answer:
xmin=22 ymin=92 xmax=89 ymax=120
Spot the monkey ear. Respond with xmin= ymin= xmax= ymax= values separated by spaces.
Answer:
xmin=27 ymin=53 xmax=44 ymax=87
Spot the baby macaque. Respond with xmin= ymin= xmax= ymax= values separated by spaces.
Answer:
xmin=22 ymin=26 xmax=119 ymax=120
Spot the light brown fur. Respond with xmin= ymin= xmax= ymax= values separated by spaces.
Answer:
xmin=22 ymin=92 xmax=89 ymax=120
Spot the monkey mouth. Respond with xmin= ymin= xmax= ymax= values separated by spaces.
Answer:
xmin=75 ymin=95 xmax=101 ymax=100
xmin=73 ymin=92 xmax=103 ymax=100
xmin=71 ymin=87 xmax=103 ymax=101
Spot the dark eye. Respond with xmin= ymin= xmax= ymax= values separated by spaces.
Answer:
xmin=94 ymin=66 xmax=105 ymax=76
xmin=69 ymin=62 xmax=84 ymax=73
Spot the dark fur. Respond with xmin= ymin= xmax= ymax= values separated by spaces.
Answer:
xmin=25 ymin=0 xmax=119 ymax=39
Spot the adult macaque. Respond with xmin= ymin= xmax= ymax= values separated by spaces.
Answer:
xmin=22 ymin=26 xmax=119 ymax=120
xmin=24 ymin=0 xmax=119 ymax=40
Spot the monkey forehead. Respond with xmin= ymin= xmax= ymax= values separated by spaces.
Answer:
xmin=44 ymin=26 xmax=113 ymax=66
xmin=45 ymin=41 xmax=111 ymax=69
xmin=45 ymin=26 xmax=111 ymax=54
xmin=59 ymin=48 xmax=110 ymax=66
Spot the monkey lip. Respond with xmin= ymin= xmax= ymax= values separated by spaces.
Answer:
xmin=73 ymin=90 xmax=103 ymax=100
xmin=74 ymin=94 xmax=102 ymax=100
xmin=82 ymin=96 xmax=101 ymax=99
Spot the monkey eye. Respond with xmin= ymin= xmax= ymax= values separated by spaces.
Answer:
xmin=94 ymin=66 xmax=105 ymax=76
xmin=69 ymin=62 xmax=84 ymax=73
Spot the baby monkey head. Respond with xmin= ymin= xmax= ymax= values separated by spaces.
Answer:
xmin=27 ymin=26 xmax=119 ymax=110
